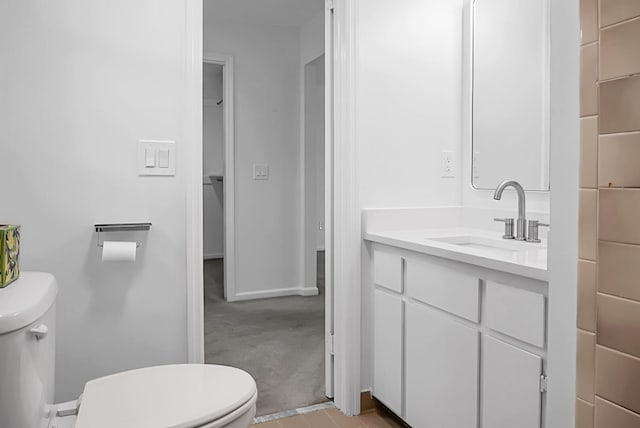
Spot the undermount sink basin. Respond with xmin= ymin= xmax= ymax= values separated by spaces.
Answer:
xmin=429 ymin=235 xmax=533 ymax=256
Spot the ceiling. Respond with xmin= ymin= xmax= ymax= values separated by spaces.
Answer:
xmin=204 ymin=0 xmax=324 ymax=28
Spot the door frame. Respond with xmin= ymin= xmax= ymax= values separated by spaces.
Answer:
xmin=185 ymin=0 xmax=204 ymax=364
xmin=327 ymin=0 xmax=361 ymax=416
xmin=323 ymin=0 xmax=335 ymax=403
xmin=184 ymin=0 xmax=237 ymax=362
xmin=187 ymin=50 xmax=235 ymax=364
xmin=545 ymin=0 xmax=580 ymax=426
xmin=203 ymin=52 xmax=237 ymax=303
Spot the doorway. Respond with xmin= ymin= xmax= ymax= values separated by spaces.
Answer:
xmin=187 ymin=0 xmax=366 ymax=416
xmin=200 ymin=0 xmax=329 ymax=417
xmin=202 ymin=63 xmax=224 ymax=261
xmin=202 ymin=53 xmax=236 ymax=302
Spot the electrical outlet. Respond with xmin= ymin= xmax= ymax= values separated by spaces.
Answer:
xmin=441 ymin=150 xmax=455 ymax=178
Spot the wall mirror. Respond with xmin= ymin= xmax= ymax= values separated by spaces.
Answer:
xmin=470 ymin=0 xmax=550 ymax=191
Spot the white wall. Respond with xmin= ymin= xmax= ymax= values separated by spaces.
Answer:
xmin=0 ymin=9 xmax=6 ymax=153
xmin=301 ymin=11 xmax=325 ymax=66
xmin=301 ymin=11 xmax=326 ymax=290
xmin=356 ymin=0 xmax=464 ymax=390
xmin=0 ymin=0 xmax=189 ymax=400
xmin=357 ymin=0 xmax=463 ymax=210
xmin=203 ymin=15 xmax=306 ymax=298
xmin=312 ymin=58 xmax=326 ymax=251
xmin=203 ymin=63 xmax=225 ymax=258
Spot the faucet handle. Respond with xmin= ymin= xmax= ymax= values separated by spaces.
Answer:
xmin=526 ymin=220 xmax=549 ymax=243
xmin=494 ymin=218 xmax=515 ymax=240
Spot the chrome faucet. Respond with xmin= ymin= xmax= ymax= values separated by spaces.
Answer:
xmin=493 ymin=180 xmax=527 ymax=240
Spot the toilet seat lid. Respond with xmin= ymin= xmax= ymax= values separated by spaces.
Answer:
xmin=75 ymin=364 xmax=257 ymax=428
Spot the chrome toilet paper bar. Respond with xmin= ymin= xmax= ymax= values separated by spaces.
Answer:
xmin=94 ymin=222 xmax=151 ymax=248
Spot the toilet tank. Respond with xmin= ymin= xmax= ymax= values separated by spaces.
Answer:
xmin=0 ymin=272 xmax=58 ymax=428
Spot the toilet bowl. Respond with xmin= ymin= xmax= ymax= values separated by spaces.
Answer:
xmin=0 ymin=272 xmax=257 ymax=428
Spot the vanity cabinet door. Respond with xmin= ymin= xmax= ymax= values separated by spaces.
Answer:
xmin=406 ymin=302 xmax=480 ymax=428
xmin=486 ymin=281 xmax=546 ymax=347
xmin=405 ymin=257 xmax=480 ymax=322
xmin=482 ymin=336 xmax=543 ymax=428
xmin=373 ymin=288 xmax=403 ymax=416
xmin=374 ymin=250 xmax=402 ymax=293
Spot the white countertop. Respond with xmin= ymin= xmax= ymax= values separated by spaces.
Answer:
xmin=364 ymin=227 xmax=548 ymax=281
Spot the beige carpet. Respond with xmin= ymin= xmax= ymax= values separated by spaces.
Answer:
xmin=204 ymin=253 xmax=327 ymax=416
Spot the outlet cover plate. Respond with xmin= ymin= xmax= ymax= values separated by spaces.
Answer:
xmin=441 ymin=150 xmax=455 ymax=178
xmin=253 ymin=164 xmax=269 ymax=180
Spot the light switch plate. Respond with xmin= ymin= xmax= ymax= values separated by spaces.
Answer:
xmin=138 ymin=140 xmax=175 ymax=176
xmin=253 ymin=164 xmax=269 ymax=180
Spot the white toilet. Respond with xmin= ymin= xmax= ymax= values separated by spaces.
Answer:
xmin=0 ymin=272 xmax=258 ymax=428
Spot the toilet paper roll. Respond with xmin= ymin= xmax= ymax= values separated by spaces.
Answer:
xmin=101 ymin=241 xmax=137 ymax=262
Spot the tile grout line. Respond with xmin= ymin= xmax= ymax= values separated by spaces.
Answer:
xmin=594 ymin=394 xmax=640 ymax=417
xmin=599 ymin=129 xmax=640 ymax=137
xmin=598 ymin=72 xmax=640 ymax=85
xmin=599 ymin=14 xmax=640 ymax=31
xmin=595 ymin=291 xmax=640 ymax=303
xmin=596 ymin=343 xmax=640 ymax=362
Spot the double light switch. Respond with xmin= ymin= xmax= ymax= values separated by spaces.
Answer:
xmin=138 ymin=140 xmax=175 ymax=176
xmin=145 ymin=149 xmax=170 ymax=168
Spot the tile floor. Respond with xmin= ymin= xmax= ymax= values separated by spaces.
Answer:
xmin=251 ymin=407 xmax=405 ymax=428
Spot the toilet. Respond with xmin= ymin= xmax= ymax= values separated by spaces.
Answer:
xmin=0 ymin=272 xmax=258 ymax=428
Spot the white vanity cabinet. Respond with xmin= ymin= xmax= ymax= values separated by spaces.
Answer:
xmin=371 ymin=246 xmax=548 ymax=428
xmin=373 ymin=288 xmax=403 ymax=415
xmin=482 ymin=336 xmax=543 ymax=428
xmin=406 ymin=302 xmax=479 ymax=428
xmin=372 ymin=251 xmax=403 ymax=415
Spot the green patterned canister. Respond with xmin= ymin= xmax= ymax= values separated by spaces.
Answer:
xmin=0 ymin=225 xmax=20 ymax=287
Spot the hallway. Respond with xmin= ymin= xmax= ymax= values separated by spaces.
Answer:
xmin=204 ymin=253 xmax=327 ymax=416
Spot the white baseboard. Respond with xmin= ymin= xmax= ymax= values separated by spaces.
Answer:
xmin=204 ymin=252 xmax=224 ymax=260
xmin=298 ymin=286 xmax=320 ymax=296
xmin=231 ymin=286 xmax=319 ymax=302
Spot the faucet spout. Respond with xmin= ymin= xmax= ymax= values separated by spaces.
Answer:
xmin=494 ymin=180 xmax=527 ymax=240
xmin=493 ymin=180 xmax=526 ymax=220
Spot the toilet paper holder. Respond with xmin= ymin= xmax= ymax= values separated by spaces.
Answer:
xmin=94 ymin=223 xmax=152 ymax=248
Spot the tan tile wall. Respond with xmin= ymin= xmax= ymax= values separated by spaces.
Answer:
xmin=578 ymin=1 xmax=640 ymax=426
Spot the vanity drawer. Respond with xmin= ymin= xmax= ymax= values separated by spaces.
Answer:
xmin=486 ymin=281 xmax=545 ymax=347
xmin=374 ymin=250 xmax=403 ymax=293
xmin=405 ymin=257 xmax=480 ymax=322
